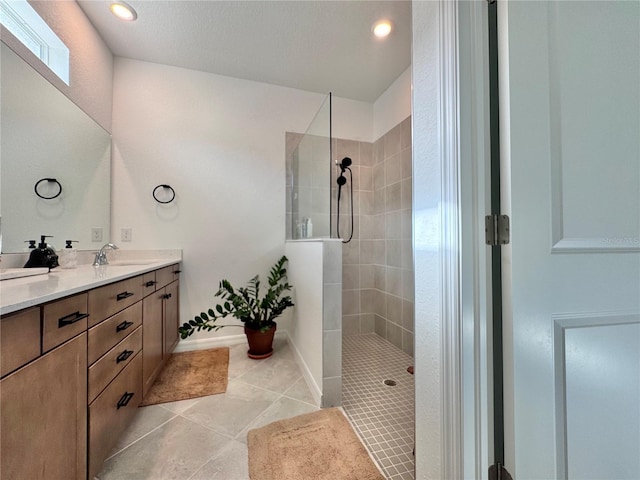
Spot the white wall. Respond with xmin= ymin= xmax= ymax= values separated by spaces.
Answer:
xmin=1 ymin=0 xmax=113 ymax=132
xmin=111 ymin=57 xmax=370 ymax=338
xmin=373 ymin=66 xmax=412 ymax=141
xmin=413 ymin=1 xmax=445 ymax=478
xmin=285 ymin=239 xmax=343 ymax=408
xmin=333 ymin=98 xmax=374 ymax=142
xmin=285 ymin=241 xmax=324 ymax=402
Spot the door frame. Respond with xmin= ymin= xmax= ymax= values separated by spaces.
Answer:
xmin=413 ymin=0 xmax=492 ymax=478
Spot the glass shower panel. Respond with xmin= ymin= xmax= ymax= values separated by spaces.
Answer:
xmin=286 ymin=93 xmax=332 ymax=239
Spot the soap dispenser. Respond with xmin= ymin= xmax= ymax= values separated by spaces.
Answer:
xmin=305 ymin=217 xmax=313 ymax=238
xmin=59 ymin=240 xmax=78 ymax=269
xmin=24 ymin=235 xmax=59 ymax=268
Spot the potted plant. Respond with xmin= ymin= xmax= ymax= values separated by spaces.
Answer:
xmin=179 ymin=255 xmax=294 ymax=359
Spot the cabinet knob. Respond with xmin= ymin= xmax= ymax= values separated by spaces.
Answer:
xmin=163 ymin=293 xmax=172 ymax=300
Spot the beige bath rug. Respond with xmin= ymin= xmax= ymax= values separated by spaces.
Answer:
xmin=140 ymin=347 xmax=229 ymax=406
xmin=247 ymin=408 xmax=384 ymax=480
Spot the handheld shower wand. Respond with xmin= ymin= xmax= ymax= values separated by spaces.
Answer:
xmin=336 ymin=157 xmax=354 ymax=243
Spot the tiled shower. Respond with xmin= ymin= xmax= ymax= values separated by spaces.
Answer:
xmin=285 ymin=109 xmax=415 ymax=479
xmin=335 ymin=116 xmax=414 ymax=354
xmin=335 ymin=116 xmax=415 ymax=479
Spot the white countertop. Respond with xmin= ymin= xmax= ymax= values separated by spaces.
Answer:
xmin=0 ymin=250 xmax=182 ymax=316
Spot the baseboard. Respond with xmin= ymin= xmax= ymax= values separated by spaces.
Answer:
xmin=173 ymin=329 xmax=288 ymax=353
xmin=173 ymin=332 xmax=246 ymax=352
xmin=285 ymin=331 xmax=322 ymax=407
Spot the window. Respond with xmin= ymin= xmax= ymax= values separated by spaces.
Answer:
xmin=0 ymin=0 xmax=70 ymax=84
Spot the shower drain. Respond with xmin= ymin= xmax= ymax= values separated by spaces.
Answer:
xmin=383 ymin=379 xmax=397 ymax=386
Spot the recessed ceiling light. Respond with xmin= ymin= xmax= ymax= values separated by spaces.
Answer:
xmin=110 ymin=1 xmax=137 ymax=21
xmin=373 ymin=20 xmax=392 ymax=38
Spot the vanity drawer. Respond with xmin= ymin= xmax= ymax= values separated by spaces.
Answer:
xmin=0 ymin=307 xmax=40 ymax=377
xmin=42 ymin=293 xmax=88 ymax=353
xmin=142 ymin=272 xmax=157 ymax=296
xmin=88 ymin=326 xmax=142 ymax=403
xmin=88 ymin=302 xmax=142 ymax=365
xmin=88 ymin=352 xmax=142 ymax=480
xmin=156 ymin=264 xmax=180 ymax=289
xmin=88 ymin=276 xmax=143 ymax=327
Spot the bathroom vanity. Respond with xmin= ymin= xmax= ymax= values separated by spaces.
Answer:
xmin=0 ymin=259 xmax=181 ymax=479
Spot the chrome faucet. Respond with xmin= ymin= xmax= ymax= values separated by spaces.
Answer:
xmin=93 ymin=243 xmax=118 ymax=266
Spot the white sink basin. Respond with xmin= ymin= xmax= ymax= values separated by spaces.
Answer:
xmin=0 ymin=267 xmax=49 ymax=281
xmin=107 ymin=260 xmax=158 ymax=267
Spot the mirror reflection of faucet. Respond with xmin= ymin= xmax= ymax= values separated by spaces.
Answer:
xmin=93 ymin=243 xmax=119 ymax=266
xmin=93 ymin=265 xmax=108 ymax=279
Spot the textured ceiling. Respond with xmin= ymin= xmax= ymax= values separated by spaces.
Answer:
xmin=77 ymin=0 xmax=412 ymax=102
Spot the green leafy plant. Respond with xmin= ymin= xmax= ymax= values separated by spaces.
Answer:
xmin=179 ymin=255 xmax=294 ymax=339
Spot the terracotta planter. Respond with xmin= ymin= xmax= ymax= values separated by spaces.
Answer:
xmin=244 ymin=323 xmax=276 ymax=359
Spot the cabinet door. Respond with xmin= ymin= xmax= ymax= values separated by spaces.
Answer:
xmin=0 ymin=307 xmax=40 ymax=377
xmin=142 ymin=290 xmax=163 ymax=397
xmin=0 ymin=333 xmax=87 ymax=480
xmin=156 ymin=264 xmax=180 ymax=289
xmin=89 ymin=353 xmax=142 ymax=479
xmin=164 ymin=281 xmax=179 ymax=355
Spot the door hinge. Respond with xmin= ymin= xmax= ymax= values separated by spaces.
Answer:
xmin=488 ymin=463 xmax=513 ymax=480
xmin=485 ymin=214 xmax=510 ymax=246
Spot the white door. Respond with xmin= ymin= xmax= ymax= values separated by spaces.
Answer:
xmin=500 ymin=2 xmax=640 ymax=479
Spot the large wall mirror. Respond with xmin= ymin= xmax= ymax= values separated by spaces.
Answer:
xmin=1 ymin=42 xmax=111 ymax=253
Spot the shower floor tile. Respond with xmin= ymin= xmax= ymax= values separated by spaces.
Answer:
xmin=343 ymin=333 xmax=415 ymax=480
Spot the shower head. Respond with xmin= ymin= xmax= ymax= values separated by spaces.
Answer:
xmin=338 ymin=157 xmax=352 ymax=171
xmin=336 ymin=157 xmax=352 ymax=187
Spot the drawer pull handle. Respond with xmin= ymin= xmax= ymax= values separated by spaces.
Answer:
xmin=116 ymin=320 xmax=134 ymax=332
xmin=116 ymin=350 xmax=134 ymax=363
xmin=58 ymin=311 xmax=89 ymax=328
xmin=145 ymin=280 xmax=157 ymax=287
xmin=163 ymin=293 xmax=172 ymax=300
xmin=116 ymin=392 xmax=135 ymax=409
xmin=173 ymin=270 xmax=182 ymax=274
xmin=116 ymin=291 xmax=134 ymax=301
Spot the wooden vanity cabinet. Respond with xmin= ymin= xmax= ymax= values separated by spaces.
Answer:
xmin=164 ymin=280 xmax=180 ymax=354
xmin=142 ymin=288 xmax=164 ymax=396
xmin=142 ymin=267 xmax=180 ymax=396
xmin=0 ymin=262 xmax=181 ymax=480
xmin=156 ymin=264 xmax=181 ymax=289
xmin=42 ymin=292 xmax=89 ymax=353
xmin=0 ymin=307 xmax=40 ymax=377
xmin=88 ymin=276 xmax=143 ymax=328
xmin=0 ymin=333 xmax=87 ymax=480
xmin=88 ymin=353 xmax=142 ymax=479
xmin=87 ymin=274 xmax=149 ymax=478
xmin=88 ymin=301 xmax=143 ymax=365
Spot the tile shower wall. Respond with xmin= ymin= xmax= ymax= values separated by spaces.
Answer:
xmin=338 ymin=116 xmax=413 ymax=357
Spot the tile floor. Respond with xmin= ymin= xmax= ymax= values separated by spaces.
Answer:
xmin=96 ymin=337 xmax=318 ymax=480
xmin=97 ymin=333 xmax=413 ymax=480
xmin=342 ymin=334 xmax=415 ymax=480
